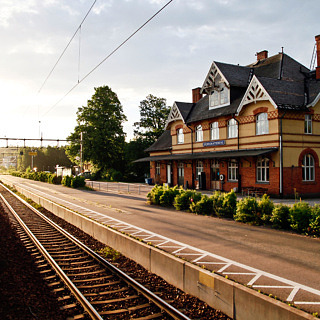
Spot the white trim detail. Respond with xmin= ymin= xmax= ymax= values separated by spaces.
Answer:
xmin=307 ymin=92 xmax=320 ymax=108
xmin=237 ymin=75 xmax=278 ymax=115
xmin=201 ymin=61 xmax=230 ymax=95
xmin=165 ymin=102 xmax=184 ymax=129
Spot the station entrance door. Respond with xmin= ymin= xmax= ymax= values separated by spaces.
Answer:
xmin=211 ymin=159 xmax=221 ymax=190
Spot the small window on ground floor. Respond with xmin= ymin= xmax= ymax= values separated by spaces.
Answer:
xmin=196 ymin=160 xmax=203 ymax=177
xmin=228 ymin=159 xmax=238 ymax=181
xmin=257 ymin=157 xmax=269 ymax=182
xmin=156 ymin=162 xmax=160 ymax=175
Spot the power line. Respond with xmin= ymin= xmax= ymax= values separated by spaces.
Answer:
xmin=42 ymin=0 xmax=174 ymax=118
xmin=38 ymin=0 xmax=97 ymax=94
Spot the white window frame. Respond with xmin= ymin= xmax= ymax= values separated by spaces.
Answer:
xmin=256 ymin=157 xmax=269 ymax=182
xmin=196 ymin=160 xmax=203 ymax=177
xmin=156 ymin=162 xmax=161 ymax=175
xmin=177 ymin=128 xmax=184 ymax=144
xmin=304 ymin=114 xmax=312 ymax=134
xmin=210 ymin=122 xmax=219 ymax=140
xmin=302 ymin=154 xmax=315 ymax=181
xmin=256 ymin=112 xmax=269 ymax=135
xmin=195 ymin=125 xmax=203 ymax=142
xmin=228 ymin=119 xmax=238 ymax=138
xmin=228 ymin=159 xmax=238 ymax=181
xmin=209 ymin=86 xmax=230 ymax=109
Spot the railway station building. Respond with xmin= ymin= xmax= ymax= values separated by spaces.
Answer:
xmin=137 ymin=35 xmax=320 ymax=197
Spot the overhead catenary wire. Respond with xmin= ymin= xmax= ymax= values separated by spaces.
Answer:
xmin=38 ymin=0 xmax=97 ymax=94
xmin=41 ymin=0 xmax=174 ymax=118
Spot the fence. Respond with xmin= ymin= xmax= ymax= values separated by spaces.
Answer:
xmin=85 ymin=181 xmax=153 ymax=195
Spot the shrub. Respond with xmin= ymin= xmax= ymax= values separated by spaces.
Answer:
xmin=219 ymin=190 xmax=237 ymax=218
xmin=289 ymin=202 xmax=312 ymax=233
xmin=71 ymin=176 xmax=86 ymax=188
xmin=258 ymin=194 xmax=274 ymax=223
xmin=174 ymin=189 xmax=201 ymax=211
xmin=190 ymin=195 xmax=213 ymax=215
xmin=211 ymin=191 xmax=224 ymax=217
xmin=62 ymin=175 xmax=72 ymax=187
xmin=234 ymin=197 xmax=260 ymax=224
xmin=159 ymin=186 xmax=180 ymax=207
xmin=147 ymin=185 xmax=165 ymax=205
xmin=270 ymin=204 xmax=290 ymax=229
xmin=310 ymin=205 xmax=320 ymax=236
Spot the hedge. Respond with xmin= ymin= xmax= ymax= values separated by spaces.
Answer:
xmin=147 ymin=185 xmax=320 ymax=237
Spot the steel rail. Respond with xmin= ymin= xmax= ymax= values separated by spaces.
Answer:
xmin=0 ymin=183 xmax=191 ymax=320
xmin=0 ymin=192 xmax=104 ymax=320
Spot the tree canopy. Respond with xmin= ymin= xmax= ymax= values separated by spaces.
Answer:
xmin=133 ymin=94 xmax=170 ymax=145
xmin=66 ymin=86 xmax=127 ymax=174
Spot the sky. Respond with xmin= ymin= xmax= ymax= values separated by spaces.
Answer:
xmin=0 ymin=0 xmax=319 ymax=148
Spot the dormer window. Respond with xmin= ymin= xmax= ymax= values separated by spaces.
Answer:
xmin=195 ymin=125 xmax=203 ymax=142
xmin=209 ymin=85 xmax=229 ymax=109
xmin=177 ymin=128 xmax=184 ymax=144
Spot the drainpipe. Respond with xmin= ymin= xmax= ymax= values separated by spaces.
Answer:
xmin=187 ymin=124 xmax=194 ymax=189
xmin=279 ymin=111 xmax=286 ymax=198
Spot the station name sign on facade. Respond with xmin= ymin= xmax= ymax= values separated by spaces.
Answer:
xmin=203 ymin=140 xmax=226 ymax=147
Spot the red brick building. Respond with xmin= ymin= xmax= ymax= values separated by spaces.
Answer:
xmin=137 ymin=35 xmax=320 ymax=197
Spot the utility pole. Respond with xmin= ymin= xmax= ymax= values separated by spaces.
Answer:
xmin=80 ymin=132 xmax=83 ymax=174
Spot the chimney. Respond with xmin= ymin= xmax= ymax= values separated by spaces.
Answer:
xmin=192 ymin=87 xmax=203 ymax=103
xmin=256 ymin=50 xmax=268 ymax=61
xmin=316 ymin=34 xmax=320 ymax=80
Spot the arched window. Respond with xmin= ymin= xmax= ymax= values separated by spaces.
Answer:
xmin=195 ymin=125 xmax=203 ymax=142
xmin=210 ymin=122 xmax=219 ymax=140
xmin=177 ymin=128 xmax=184 ymax=144
xmin=302 ymin=154 xmax=315 ymax=181
xmin=228 ymin=119 xmax=238 ymax=138
xmin=256 ymin=113 xmax=269 ymax=135
xmin=257 ymin=157 xmax=269 ymax=182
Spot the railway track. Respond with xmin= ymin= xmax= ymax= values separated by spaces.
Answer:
xmin=0 ymin=184 xmax=191 ymax=320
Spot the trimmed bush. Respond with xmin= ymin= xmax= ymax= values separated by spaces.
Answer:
xmin=258 ymin=194 xmax=274 ymax=224
xmin=234 ymin=197 xmax=260 ymax=224
xmin=71 ymin=176 xmax=86 ymax=188
xmin=190 ymin=195 xmax=213 ymax=215
xmin=62 ymin=175 xmax=72 ymax=187
xmin=211 ymin=191 xmax=224 ymax=217
xmin=147 ymin=185 xmax=165 ymax=205
xmin=220 ymin=190 xmax=237 ymax=218
xmin=159 ymin=186 xmax=180 ymax=207
xmin=310 ymin=205 xmax=320 ymax=236
xmin=289 ymin=202 xmax=312 ymax=233
xmin=270 ymin=204 xmax=290 ymax=229
xmin=173 ymin=189 xmax=201 ymax=211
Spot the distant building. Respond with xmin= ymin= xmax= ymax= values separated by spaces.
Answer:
xmin=137 ymin=35 xmax=320 ymax=197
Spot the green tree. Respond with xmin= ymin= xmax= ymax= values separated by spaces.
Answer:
xmin=124 ymin=137 xmax=150 ymax=182
xmin=67 ymin=86 xmax=127 ymax=176
xmin=17 ymin=146 xmax=72 ymax=172
xmin=133 ymin=94 xmax=170 ymax=145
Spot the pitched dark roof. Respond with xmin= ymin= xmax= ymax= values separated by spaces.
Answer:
xmin=185 ymin=91 xmax=243 ymax=123
xmin=175 ymin=102 xmax=194 ymax=121
xmin=258 ymin=77 xmax=306 ymax=109
xmin=248 ymin=53 xmax=309 ymax=82
xmin=215 ymin=61 xmax=251 ymax=87
xmin=144 ymin=130 xmax=172 ymax=152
